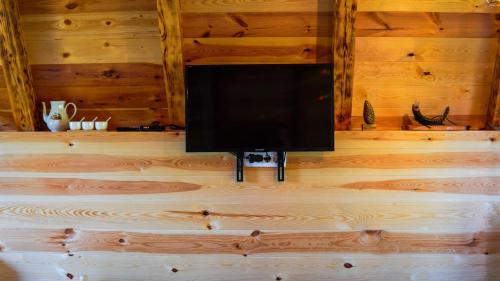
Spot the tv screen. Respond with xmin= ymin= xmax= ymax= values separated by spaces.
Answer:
xmin=185 ymin=63 xmax=334 ymax=152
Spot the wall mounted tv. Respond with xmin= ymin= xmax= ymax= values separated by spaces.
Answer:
xmin=185 ymin=63 xmax=334 ymax=181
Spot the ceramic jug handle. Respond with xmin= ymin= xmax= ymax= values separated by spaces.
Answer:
xmin=65 ymin=102 xmax=77 ymax=121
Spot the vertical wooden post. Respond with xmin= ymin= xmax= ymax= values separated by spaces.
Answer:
xmin=333 ymin=0 xmax=356 ymax=131
xmin=157 ymin=0 xmax=185 ymax=127
xmin=487 ymin=37 xmax=500 ymax=130
xmin=0 ymin=0 xmax=39 ymax=131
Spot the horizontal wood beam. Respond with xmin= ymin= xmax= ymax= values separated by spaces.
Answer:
xmin=157 ymin=0 xmax=185 ymax=127
xmin=0 ymin=228 xmax=497 ymax=255
xmin=0 ymin=0 xmax=39 ymax=131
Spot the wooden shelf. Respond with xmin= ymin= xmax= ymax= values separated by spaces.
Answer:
xmin=351 ymin=115 xmax=488 ymax=131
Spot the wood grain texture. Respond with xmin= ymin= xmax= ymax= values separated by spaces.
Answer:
xmin=0 ymin=131 xmax=499 ymax=278
xmin=181 ymin=12 xmax=332 ymax=38
xmin=180 ymin=0 xmax=333 ymax=13
xmin=0 ymin=0 xmax=40 ymax=131
xmin=0 ymin=252 xmax=498 ymax=281
xmin=18 ymin=0 xmax=157 ymax=14
xmin=487 ymin=37 xmax=500 ymax=129
xmin=357 ymin=0 xmax=500 ymax=12
xmin=334 ymin=0 xmax=356 ymax=130
xmin=356 ymin=12 xmax=499 ymax=38
xmin=183 ymin=37 xmax=331 ymax=64
xmin=0 ymin=228 xmax=498 ymax=255
xmin=157 ymin=0 xmax=185 ymax=127
xmin=0 ymin=110 xmax=15 ymax=131
xmin=181 ymin=12 xmax=498 ymax=38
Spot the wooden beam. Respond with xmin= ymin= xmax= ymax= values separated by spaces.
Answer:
xmin=333 ymin=0 xmax=357 ymax=130
xmin=157 ymin=0 xmax=185 ymax=127
xmin=487 ymin=37 xmax=500 ymax=130
xmin=0 ymin=0 xmax=39 ymax=131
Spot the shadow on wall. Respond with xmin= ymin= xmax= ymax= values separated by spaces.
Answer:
xmin=0 ymin=260 xmax=18 ymax=281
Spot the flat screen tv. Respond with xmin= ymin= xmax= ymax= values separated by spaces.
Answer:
xmin=185 ymin=63 xmax=334 ymax=153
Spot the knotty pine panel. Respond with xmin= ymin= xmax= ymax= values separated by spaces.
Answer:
xmin=357 ymin=0 xmax=500 ymax=13
xmin=181 ymin=12 xmax=498 ymax=38
xmin=0 ymin=131 xmax=499 ymax=279
xmin=18 ymin=0 xmax=156 ymax=15
xmin=0 ymin=252 xmax=498 ymax=281
xmin=183 ymin=37 xmax=331 ymax=65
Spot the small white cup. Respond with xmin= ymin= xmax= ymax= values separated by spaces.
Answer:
xmin=82 ymin=121 xmax=95 ymax=130
xmin=95 ymin=121 xmax=108 ymax=131
xmin=69 ymin=121 xmax=82 ymax=130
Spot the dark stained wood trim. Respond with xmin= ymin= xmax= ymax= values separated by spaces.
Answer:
xmin=333 ymin=0 xmax=357 ymax=130
xmin=0 ymin=0 xmax=40 ymax=131
xmin=157 ymin=0 xmax=185 ymax=127
xmin=487 ymin=36 xmax=500 ymax=130
xmin=0 ymin=228 xmax=496 ymax=255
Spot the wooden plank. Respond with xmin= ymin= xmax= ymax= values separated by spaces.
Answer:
xmin=18 ymin=0 xmax=156 ymax=14
xmin=352 ymin=85 xmax=491 ymax=117
xmin=355 ymin=37 xmax=497 ymax=63
xmin=183 ymin=37 xmax=331 ymax=64
xmin=351 ymin=115 xmax=488 ymax=131
xmin=356 ymin=12 xmax=499 ymax=38
xmin=1 ymin=252 xmax=498 ymax=281
xmin=157 ymin=0 xmax=185 ymax=127
xmin=36 ymin=85 xmax=167 ymax=109
xmin=0 ymin=200 xmax=498 ymax=232
xmin=181 ymin=12 xmax=498 ymax=38
xmin=20 ymin=11 xmax=160 ymax=40
xmin=334 ymin=0 xmax=356 ymax=130
xmin=354 ymin=62 xmax=493 ymax=87
xmin=487 ymin=37 xmax=500 ymax=129
xmin=31 ymin=64 xmax=164 ymax=87
xmin=181 ymin=12 xmax=331 ymax=38
xmin=0 ymin=228 xmax=497 ymax=254
xmin=180 ymin=0 xmax=333 ymax=13
xmin=25 ymin=37 xmax=162 ymax=65
xmin=180 ymin=0 xmax=499 ymax=13
xmin=0 ymin=0 xmax=40 ymax=131
xmin=357 ymin=0 xmax=500 ymax=13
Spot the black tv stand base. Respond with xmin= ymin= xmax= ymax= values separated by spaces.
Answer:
xmin=235 ymin=151 xmax=286 ymax=182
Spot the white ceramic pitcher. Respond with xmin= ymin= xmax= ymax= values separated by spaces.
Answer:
xmin=42 ymin=101 xmax=77 ymax=132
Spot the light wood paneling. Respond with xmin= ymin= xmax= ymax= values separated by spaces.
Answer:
xmin=0 ymin=131 xmax=499 ymax=279
xmin=0 ymin=252 xmax=498 ymax=281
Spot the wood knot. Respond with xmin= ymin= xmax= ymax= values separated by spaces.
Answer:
xmin=66 ymin=273 xmax=74 ymax=279
xmin=64 ymin=228 xmax=74 ymax=235
xmin=202 ymin=210 xmax=210 ymax=216
xmin=251 ymin=230 xmax=261 ymax=237
xmin=206 ymin=224 xmax=212 ymax=230
xmin=202 ymin=31 xmax=211 ymax=38
xmin=118 ymin=238 xmax=126 ymax=244
xmin=344 ymin=263 xmax=353 ymax=269
xmin=359 ymin=230 xmax=383 ymax=246
xmin=64 ymin=19 xmax=72 ymax=25
xmin=276 ymin=277 xmax=282 ymax=281
xmin=407 ymin=52 xmax=415 ymax=57
xmin=102 ymin=69 xmax=118 ymax=78
xmin=105 ymin=21 xmax=112 ymax=26
xmin=104 ymin=42 xmax=110 ymax=47
xmin=65 ymin=2 xmax=78 ymax=10
xmin=62 ymin=52 xmax=71 ymax=58
xmin=490 ymin=137 xmax=495 ymax=142
xmin=234 ymin=243 xmax=242 ymax=250
xmin=171 ymin=268 xmax=178 ymax=273
xmin=68 ymin=142 xmax=74 ymax=147
xmin=423 ymin=71 xmax=432 ymax=76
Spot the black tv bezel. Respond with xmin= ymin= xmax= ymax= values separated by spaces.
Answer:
xmin=185 ymin=63 xmax=335 ymax=153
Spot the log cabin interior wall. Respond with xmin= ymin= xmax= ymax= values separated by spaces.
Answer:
xmin=0 ymin=0 xmax=498 ymax=131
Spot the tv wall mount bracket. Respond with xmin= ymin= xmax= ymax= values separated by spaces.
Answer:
xmin=234 ymin=152 xmax=287 ymax=182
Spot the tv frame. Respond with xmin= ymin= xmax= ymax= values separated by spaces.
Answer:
xmin=184 ymin=63 xmax=335 ymax=153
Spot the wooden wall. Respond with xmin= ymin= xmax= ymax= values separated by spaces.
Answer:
xmin=0 ymin=130 xmax=498 ymax=280
xmin=0 ymin=0 xmax=498 ymax=131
